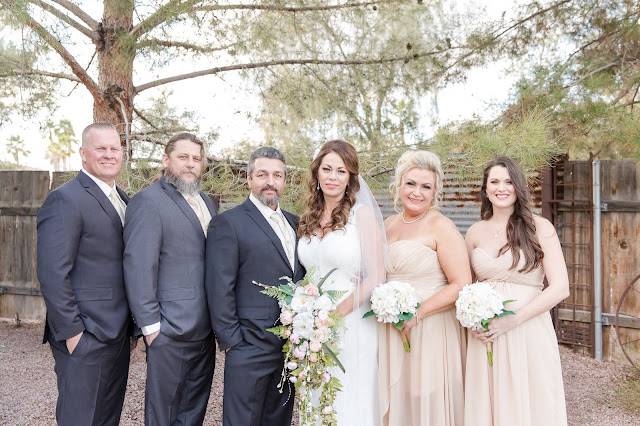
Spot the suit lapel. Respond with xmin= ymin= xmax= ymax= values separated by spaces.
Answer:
xmin=199 ymin=190 xmax=217 ymax=216
xmin=242 ymin=199 xmax=292 ymax=272
xmin=160 ymin=177 xmax=206 ymax=240
xmin=117 ymin=187 xmax=130 ymax=204
xmin=77 ymin=172 xmax=123 ymax=233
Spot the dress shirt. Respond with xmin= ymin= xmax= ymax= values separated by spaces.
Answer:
xmin=249 ymin=193 xmax=296 ymax=269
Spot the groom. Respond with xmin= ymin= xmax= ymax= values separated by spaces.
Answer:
xmin=206 ymin=147 xmax=305 ymax=426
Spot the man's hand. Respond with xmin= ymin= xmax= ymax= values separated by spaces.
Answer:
xmin=130 ymin=336 xmax=138 ymax=351
xmin=66 ymin=331 xmax=83 ymax=354
xmin=145 ymin=330 xmax=160 ymax=346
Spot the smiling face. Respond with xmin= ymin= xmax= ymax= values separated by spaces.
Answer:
xmin=247 ymin=157 xmax=286 ymax=209
xmin=486 ymin=165 xmax=516 ymax=210
xmin=399 ymin=167 xmax=437 ymax=216
xmin=79 ymin=127 xmax=123 ymax=186
xmin=317 ymin=152 xmax=350 ymax=200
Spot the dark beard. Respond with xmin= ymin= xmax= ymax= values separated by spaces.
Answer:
xmin=165 ymin=170 xmax=202 ymax=194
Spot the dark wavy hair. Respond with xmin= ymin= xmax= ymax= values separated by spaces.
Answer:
xmin=298 ymin=140 xmax=360 ymax=239
xmin=481 ymin=156 xmax=543 ymax=273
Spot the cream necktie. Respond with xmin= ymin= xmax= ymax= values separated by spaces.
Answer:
xmin=271 ymin=212 xmax=294 ymax=268
xmin=108 ymin=188 xmax=125 ymax=225
xmin=186 ymin=194 xmax=208 ymax=236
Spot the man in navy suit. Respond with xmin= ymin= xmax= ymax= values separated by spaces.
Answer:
xmin=124 ymin=133 xmax=216 ymax=425
xmin=37 ymin=122 xmax=133 ymax=425
xmin=206 ymin=147 xmax=305 ymax=426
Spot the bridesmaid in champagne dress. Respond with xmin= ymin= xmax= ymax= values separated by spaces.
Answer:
xmin=464 ymin=157 xmax=569 ymax=426
xmin=379 ymin=150 xmax=470 ymax=426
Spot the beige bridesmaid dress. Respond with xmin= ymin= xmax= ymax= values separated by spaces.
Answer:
xmin=464 ymin=248 xmax=567 ymax=426
xmin=379 ymin=240 xmax=466 ymax=426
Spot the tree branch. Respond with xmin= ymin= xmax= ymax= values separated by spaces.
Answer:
xmin=0 ymin=68 xmax=81 ymax=82
xmin=198 ymin=1 xmax=390 ymax=13
xmin=130 ymin=0 xmax=391 ymax=39
xmin=48 ymin=0 xmax=99 ymax=31
xmin=135 ymin=51 xmax=443 ymax=93
xmin=137 ymin=38 xmax=240 ymax=54
xmin=1 ymin=1 xmax=101 ymax=99
xmin=564 ymin=61 xmax=623 ymax=88
xmin=28 ymin=0 xmax=99 ymax=42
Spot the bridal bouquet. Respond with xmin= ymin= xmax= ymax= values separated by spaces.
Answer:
xmin=455 ymin=281 xmax=515 ymax=365
xmin=253 ymin=267 xmax=346 ymax=426
xmin=363 ymin=281 xmax=420 ymax=352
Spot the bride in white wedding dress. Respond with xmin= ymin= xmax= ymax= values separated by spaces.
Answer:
xmin=297 ymin=140 xmax=386 ymax=426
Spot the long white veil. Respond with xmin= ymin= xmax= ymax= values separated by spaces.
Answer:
xmin=350 ymin=175 xmax=387 ymax=310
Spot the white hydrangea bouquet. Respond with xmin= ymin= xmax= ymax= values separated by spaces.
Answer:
xmin=363 ymin=281 xmax=420 ymax=352
xmin=455 ymin=281 xmax=515 ymax=365
xmin=253 ymin=266 xmax=346 ymax=426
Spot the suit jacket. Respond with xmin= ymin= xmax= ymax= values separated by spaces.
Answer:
xmin=123 ymin=176 xmax=216 ymax=342
xmin=206 ymin=198 xmax=305 ymax=352
xmin=37 ymin=171 xmax=131 ymax=345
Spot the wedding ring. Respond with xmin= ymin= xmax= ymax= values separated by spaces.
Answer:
xmin=488 ymin=330 xmax=493 ymax=335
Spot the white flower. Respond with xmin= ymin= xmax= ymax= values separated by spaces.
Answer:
xmin=309 ymin=341 xmax=323 ymax=352
xmin=455 ymin=282 xmax=507 ymax=329
xmin=292 ymin=311 xmax=315 ymax=339
xmin=290 ymin=288 xmax=316 ymax=313
xmin=311 ymin=327 xmax=329 ymax=344
xmin=287 ymin=361 xmax=298 ymax=370
xmin=322 ymin=406 xmax=333 ymax=415
xmin=369 ymin=281 xmax=418 ymax=324
xmin=314 ymin=295 xmax=333 ymax=312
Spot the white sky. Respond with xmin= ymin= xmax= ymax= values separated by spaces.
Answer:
xmin=2 ymin=0 xmax=523 ymax=171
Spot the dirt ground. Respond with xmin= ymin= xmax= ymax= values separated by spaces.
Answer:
xmin=1 ymin=320 xmax=639 ymax=426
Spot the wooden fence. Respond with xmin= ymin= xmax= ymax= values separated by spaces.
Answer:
xmin=1 ymin=161 xmax=638 ymax=366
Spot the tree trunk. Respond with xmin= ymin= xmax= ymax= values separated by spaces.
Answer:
xmin=94 ymin=0 xmax=135 ymax=137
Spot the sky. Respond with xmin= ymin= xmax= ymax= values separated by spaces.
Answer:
xmin=1 ymin=0 xmax=523 ymax=171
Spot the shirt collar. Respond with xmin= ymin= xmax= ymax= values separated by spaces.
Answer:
xmin=81 ymin=169 xmax=116 ymax=197
xmin=249 ymin=193 xmax=283 ymax=220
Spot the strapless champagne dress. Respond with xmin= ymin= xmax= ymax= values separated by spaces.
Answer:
xmin=464 ymin=248 xmax=567 ymax=426
xmin=379 ymin=240 xmax=466 ymax=426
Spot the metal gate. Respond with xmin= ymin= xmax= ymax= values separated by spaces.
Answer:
xmin=542 ymin=158 xmax=595 ymax=355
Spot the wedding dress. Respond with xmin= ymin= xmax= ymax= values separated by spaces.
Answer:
xmin=298 ymin=203 xmax=382 ymax=426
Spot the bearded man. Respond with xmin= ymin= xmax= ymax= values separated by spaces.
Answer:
xmin=124 ymin=133 xmax=216 ymax=425
xmin=205 ymin=147 xmax=305 ymax=426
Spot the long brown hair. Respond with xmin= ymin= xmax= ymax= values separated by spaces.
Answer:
xmin=298 ymin=140 xmax=360 ymax=239
xmin=481 ymin=157 xmax=543 ymax=273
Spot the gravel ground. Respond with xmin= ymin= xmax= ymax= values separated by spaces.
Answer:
xmin=1 ymin=320 xmax=639 ymax=426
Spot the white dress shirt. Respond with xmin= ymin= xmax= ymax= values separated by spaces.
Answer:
xmin=249 ymin=193 xmax=296 ymax=269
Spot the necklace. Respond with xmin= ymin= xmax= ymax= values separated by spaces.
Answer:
xmin=402 ymin=210 xmax=428 ymax=224
xmin=492 ymin=223 xmax=506 ymax=238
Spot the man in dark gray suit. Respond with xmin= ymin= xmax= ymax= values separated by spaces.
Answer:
xmin=124 ymin=132 xmax=216 ymax=426
xmin=37 ymin=122 xmax=133 ymax=425
xmin=206 ymin=147 xmax=305 ymax=426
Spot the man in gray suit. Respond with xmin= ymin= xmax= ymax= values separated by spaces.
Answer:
xmin=37 ymin=122 xmax=133 ymax=425
xmin=124 ymin=133 xmax=216 ymax=425
xmin=206 ymin=147 xmax=305 ymax=426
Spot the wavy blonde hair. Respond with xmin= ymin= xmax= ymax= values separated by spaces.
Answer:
xmin=390 ymin=150 xmax=444 ymax=212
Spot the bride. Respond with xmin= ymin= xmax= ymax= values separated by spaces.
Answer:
xmin=297 ymin=140 xmax=386 ymax=425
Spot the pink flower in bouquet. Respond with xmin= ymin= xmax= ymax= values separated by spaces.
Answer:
xmin=299 ymin=371 xmax=307 ymax=380
xmin=290 ymin=333 xmax=301 ymax=344
xmin=294 ymin=346 xmax=306 ymax=360
xmin=309 ymin=353 xmax=318 ymax=363
xmin=315 ymin=316 xmax=330 ymax=328
xmin=321 ymin=372 xmax=331 ymax=383
xmin=280 ymin=310 xmax=294 ymax=325
xmin=309 ymin=341 xmax=322 ymax=353
xmin=284 ymin=328 xmax=292 ymax=337
xmin=304 ymin=283 xmax=319 ymax=297
xmin=322 ymin=406 xmax=333 ymax=415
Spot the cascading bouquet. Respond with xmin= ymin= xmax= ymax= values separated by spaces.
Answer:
xmin=363 ymin=281 xmax=420 ymax=352
xmin=455 ymin=281 xmax=515 ymax=365
xmin=253 ymin=267 xmax=347 ymax=426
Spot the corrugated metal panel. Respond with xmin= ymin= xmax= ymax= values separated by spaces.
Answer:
xmin=374 ymin=170 xmax=543 ymax=236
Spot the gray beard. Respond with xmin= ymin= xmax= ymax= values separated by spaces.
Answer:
xmin=165 ymin=170 xmax=201 ymax=195
xmin=257 ymin=192 xmax=280 ymax=207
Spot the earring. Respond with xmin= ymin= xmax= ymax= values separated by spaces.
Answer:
xmin=345 ymin=184 xmax=348 ymax=194
xmin=316 ymin=182 xmax=320 ymax=191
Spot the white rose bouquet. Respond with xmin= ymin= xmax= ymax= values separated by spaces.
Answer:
xmin=363 ymin=281 xmax=420 ymax=352
xmin=455 ymin=281 xmax=515 ymax=365
xmin=253 ymin=267 xmax=346 ymax=426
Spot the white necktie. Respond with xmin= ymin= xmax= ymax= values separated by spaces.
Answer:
xmin=108 ymin=188 xmax=125 ymax=225
xmin=186 ymin=194 xmax=208 ymax=236
xmin=271 ymin=212 xmax=294 ymax=267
